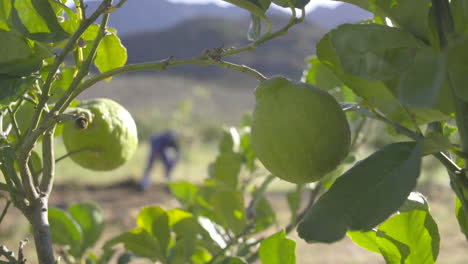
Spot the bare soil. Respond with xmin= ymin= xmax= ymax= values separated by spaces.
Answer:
xmin=1 ymin=180 xmax=467 ymax=264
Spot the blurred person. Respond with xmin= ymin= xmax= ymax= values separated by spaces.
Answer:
xmin=139 ymin=130 xmax=180 ymax=191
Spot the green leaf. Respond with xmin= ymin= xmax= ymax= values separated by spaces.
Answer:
xmin=272 ymin=0 xmax=310 ymax=8
xmin=211 ymin=190 xmax=247 ymax=234
xmin=49 ymin=67 xmax=75 ymax=103
xmin=303 ymin=57 xmax=343 ymax=91
xmin=451 ymin=0 xmax=468 ymax=33
xmin=95 ymin=32 xmax=127 ymax=78
xmin=105 ymin=228 xmax=162 ymax=262
xmin=0 ymin=0 xmax=11 ymax=30
xmin=378 ymin=192 xmax=439 ymax=263
xmin=0 ymin=76 xmax=32 ymax=107
xmin=455 ymin=197 xmax=468 ymax=240
xmin=48 ymin=207 xmax=83 ymax=254
xmin=340 ymin=0 xmax=432 ymax=41
xmin=222 ymin=0 xmax=271 ymax=32
xmin=221 ymin=257 xmax=247 ymax=264
xmin=347 ymin=230 xmax=380 ymax=254
xmin=136 ymin=205 xmax=171 ymax=257
xmin=329 ymin=24 xmax=422 ymax=81
xmin=239 ymin=126 xmax=256 ymax=171
xmin=254 ymin=197 xmax=276 ymax=232
xmin=259 ymin=230 xmax=295 ymax=264
xmin=12 ymin=0 xmax=69 ymax=43
xmin=247 ymin=14 xmax=261 ymax=41
xmin=423 ymin=131 xmax=452 ymax=155
xmin=136 ymin=206 xmax=165 ymax=233
xmin=297 ymin=141 xmax=423 ymax=243
xmin=0 ymin=31 xmax=45 ymax=76
xmin=190 ymin=247 xmax=212 ymax=264
xmin=448 ymin=37 xmax=468 ymax=102
xmin=210 ymin=152 xmax=242 ymax=188
xmin=168 ymin=180 xmax=200 ymax=207
xmin=349 ymin=193 xmax=440 ymax=263
xmin=68 ymin=202 xmax=104 ymax=257
xmin=317 ymin=31 xmax=451 ymax=125
xmin=219 ymin=127 xmax=240 ymax=153
xmin=397 ymin=47 xmax=447 ymax=109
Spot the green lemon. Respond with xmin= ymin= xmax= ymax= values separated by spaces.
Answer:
xmin=62 ymin=98 xmax=138 ymax=171
xmin=251 ymin=77 xmax=351 ymax=184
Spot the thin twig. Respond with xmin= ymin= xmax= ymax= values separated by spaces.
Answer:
xmin=0 ymin=200 xmax=11 ymax=225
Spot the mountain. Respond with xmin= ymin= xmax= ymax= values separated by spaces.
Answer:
xmin=120 ymin=16 xmax=327 ymax=80
xmin=309 ymin=3 xmax=372 ymax=29
xmin=83 ymin=0 xmax=371 ymax=36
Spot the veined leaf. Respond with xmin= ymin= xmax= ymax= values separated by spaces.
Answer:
xmin=329 ymin=24 xmax=423 ymax=81
xmin=316 ymin=30 xmax=451 ymax=126
xmin=259 ymin=230 xmax=295 ymax=264
xmin=12 ymin=0 xmax=69 ymax=43
xmin=95 ymin=32 xmax=127 ymax=79
xmin=349 ymin=192 xmax=440 ymax=264
xmin=298 ymin=142 xmax=423 ymax=243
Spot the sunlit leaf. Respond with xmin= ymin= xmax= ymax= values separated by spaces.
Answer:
xmin=12 ymin=0 xmax=69 ymax=42
xmin=105 ymin=228 xmax=163 ymax=262
xmin=350 ymin=192 xmax=440 ymax=263
xmin=259 ymin=230 xmax=295 ymax=264
xmin=95 ymin=32 xmax=127 ymax=78
xmin=0 ymin=0 xmax=11 ymax=30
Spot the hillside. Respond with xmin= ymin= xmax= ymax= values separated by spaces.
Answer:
xmin=83 ymin=0 xmax=371 ymax=34
xmin=121 ymin=16 xmax=327 ymax=80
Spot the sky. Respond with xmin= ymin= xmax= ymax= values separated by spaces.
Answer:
xmin=167 ymin=0 xmax=342 ymax=11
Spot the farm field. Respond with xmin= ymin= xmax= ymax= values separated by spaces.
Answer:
xmin=1 ymin=75 xmax=468 ymax=263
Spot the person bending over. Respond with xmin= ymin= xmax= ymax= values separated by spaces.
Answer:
xmin=139 ymin=130 xmax=180 ymax=191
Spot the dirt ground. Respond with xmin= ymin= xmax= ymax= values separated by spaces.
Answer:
xmin=1 ymin=180 xmax=468 ymax=264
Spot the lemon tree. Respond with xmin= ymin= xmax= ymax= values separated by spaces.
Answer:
xmin=62 ymin=98 xmax=138 ymax=171
xmin=1 ymin=0 xmax=468 ymax=264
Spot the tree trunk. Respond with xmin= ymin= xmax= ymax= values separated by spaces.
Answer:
xmin=27 ymin=196 xmax=55 ymax=264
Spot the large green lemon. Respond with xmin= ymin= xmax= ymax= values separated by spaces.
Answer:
xmin=251 ymin=77 xmax=351 ymax=184
xmin=62 ymin=98 xmax=138 ymax=171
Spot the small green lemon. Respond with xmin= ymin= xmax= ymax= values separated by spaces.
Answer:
xmin=251 ymin=77 xmax=351 ymax=184
xmin=62 ymin=98 xmax=138 ymax=171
